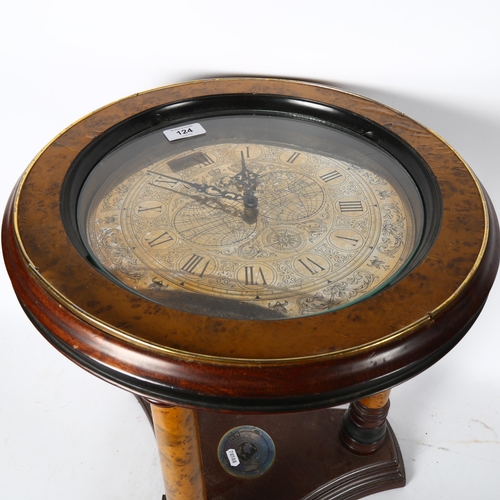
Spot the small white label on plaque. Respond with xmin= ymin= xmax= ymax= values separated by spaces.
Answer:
xmin=163 ymin=123 xmax=206 ymax=141
xmin=226 ymin=449 xmax=240 ymax=467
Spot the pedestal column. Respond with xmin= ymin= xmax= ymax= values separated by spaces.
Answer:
xmin=150 ymin=403 xmax=207 ymax=500
xmin=340 ymin=390 xmax=391 ymax=455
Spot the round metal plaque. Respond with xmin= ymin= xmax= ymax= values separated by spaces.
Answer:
xmin=218 ymin=425 xmax=276 ymax=478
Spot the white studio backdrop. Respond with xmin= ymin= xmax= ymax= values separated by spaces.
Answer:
xmin=1 ymin=1 xmax=499 ymax=499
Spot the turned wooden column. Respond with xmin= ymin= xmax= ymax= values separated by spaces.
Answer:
xmin=151 ymin=404 xmax=207 ymax=500
xmin=340 ymin=390 xmax=391 ymax=455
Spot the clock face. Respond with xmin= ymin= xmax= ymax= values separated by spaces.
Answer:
xmin=78 ymin=114 xmax=423 ymax=319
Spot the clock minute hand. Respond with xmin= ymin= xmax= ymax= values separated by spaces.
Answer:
xmin=234 ymin=151 xmax=259 ymax=210
xmin=148 ymin=170 xmax=244 ymax=201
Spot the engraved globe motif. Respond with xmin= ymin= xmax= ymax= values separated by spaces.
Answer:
xmin=257 ymin=171 xmax=325 ymax=221
xmin=173 ymin=201 xmax=255 ymax=246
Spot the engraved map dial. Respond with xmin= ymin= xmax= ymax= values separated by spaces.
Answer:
xmin=80 ymin=116 xmax=422 ymax=319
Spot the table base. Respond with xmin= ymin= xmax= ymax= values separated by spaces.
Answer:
xmin=147 ymin=403 xmax=405 ymax=500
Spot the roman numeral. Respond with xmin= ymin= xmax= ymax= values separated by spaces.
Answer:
xmin=244 ymin=266 xmax=268 ymax=286
xmin=297 ymin=257 xmax=326 ymax=275
xmin=181 ymin=254 xmax=209 ymax=277
xmin=339 ymin=200 xmax=364 ymax=212
xmin=145 ymin=231 xmax=173 ymax=247
xmin=194 ymin=152 xmax=215 ymax=166
xmin=286 ymin=152 xmax=301 ymax=164
xmin=137 ymin=204 xmax=163 ymax=214
xmin=335 ymin=235 xmax=360 ymax=246
xmin=320 ymin=170 xmax=342 ymax=182
xmin=152 ymin=177 xmax=178 ymax=189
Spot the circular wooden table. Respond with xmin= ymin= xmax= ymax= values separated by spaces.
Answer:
xmin=3 ymin=78 xmax=499 ymax=499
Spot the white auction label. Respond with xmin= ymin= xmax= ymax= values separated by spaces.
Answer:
xmin=226 ymin=448 xmax=240 ymax=467
xmin=163 ymin=123 xmax=206 ymax=141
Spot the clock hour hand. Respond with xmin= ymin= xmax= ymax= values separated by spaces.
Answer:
xmin=148 ymin=170 xmax=244 ymax=201
xmin=233 ymin=151 xmax=259 ymax=189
